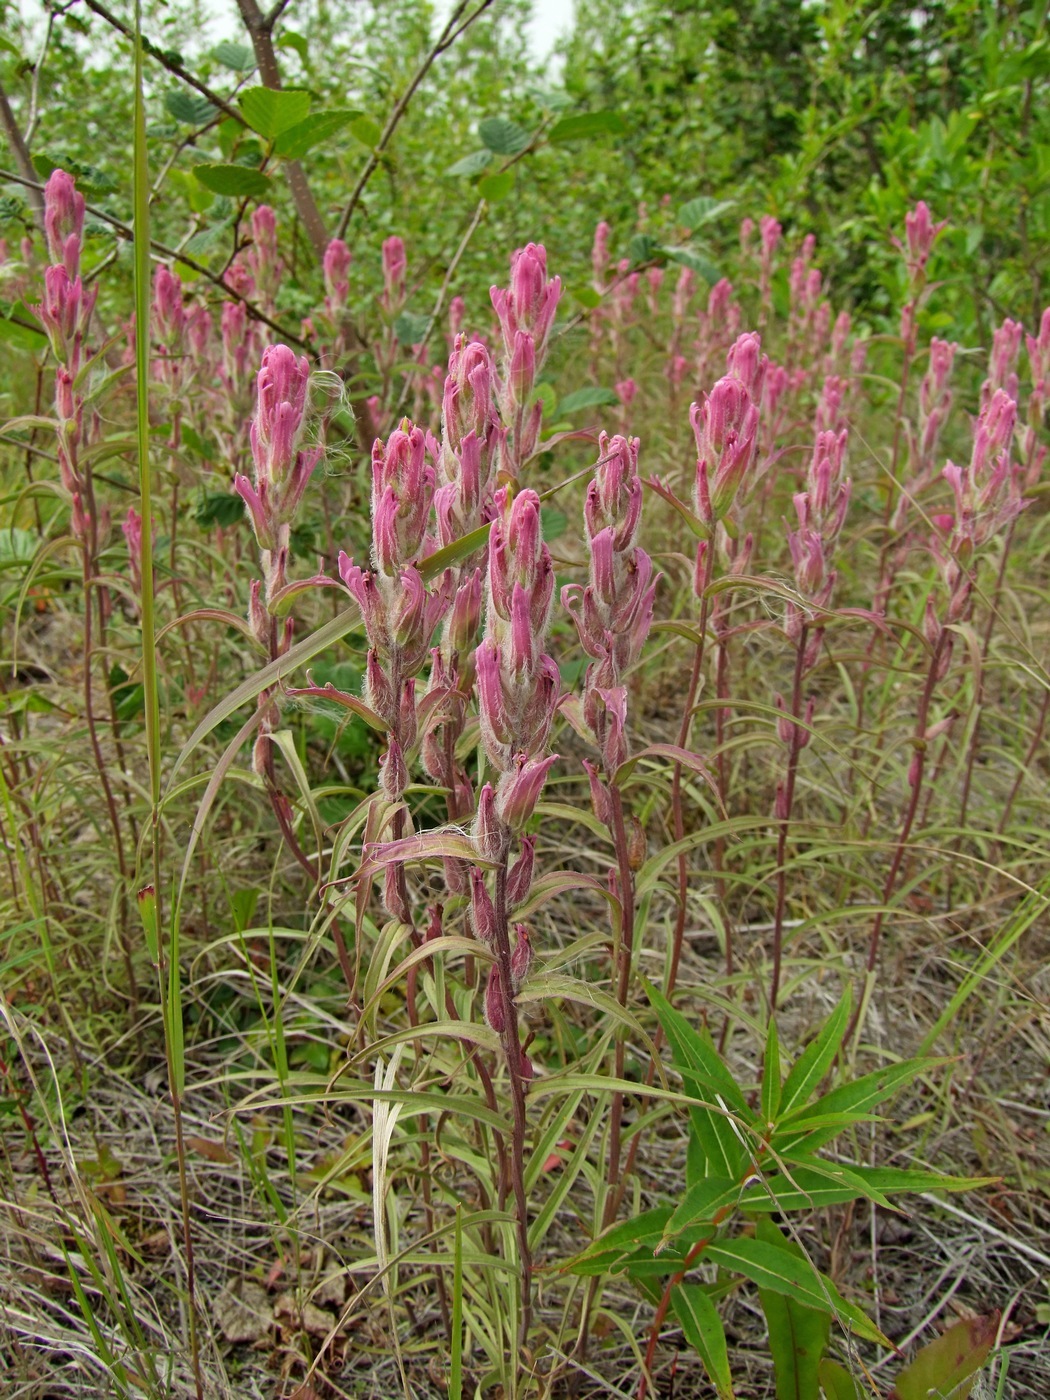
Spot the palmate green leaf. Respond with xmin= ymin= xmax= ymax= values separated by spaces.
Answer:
xmin=774 ymin=1058 xmax=945 ymax=1155
xmin=193 ymin=163 xmax=271 ymax=197
xmin=703 ymin=1238 xmax=888 ymax=1346
xmin=755 ymin=1219 xmax=831 ymax=1400
xmin=777 ymin=991 xmax=852 ymax=1118
xmin=672 ymin=1285 xmax=735 ymax=1399
xmin=239 ymin=85 xmax=311 ymax=138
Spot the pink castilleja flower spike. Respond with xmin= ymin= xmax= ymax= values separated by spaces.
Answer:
xmin=382 ymin=236 xmax=407 ymax=311
xmin=323 ymin=238 xmax=352 ymax=316
xmin=370 ymin=424 xmax=435 ymax=576
xmin=691 ymin=370 xmax=760 ymax=528
xmin=235 ymin=344 xmax=321 ymax=551
xmin=44 ymin=169 xmax=85 ymax=280
xmin=490 ymin=242 xmax=562 ymax=360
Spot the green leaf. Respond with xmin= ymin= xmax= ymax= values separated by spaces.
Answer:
xmin=393 ymin=311 xmax=430 ymax=345
xmin=164 ymin=90 xmax=216 ymax=126
xmin=646 ymin=981 xmax=751 ymax=1180
xmin=478 ymin=116 xmax=530 ymax=155
xmin=419 ymin=522 xmax=490 ymax=578
xmin=664 ymin=1176 xmax=742 ymax=1237
xmin=778 ymin=991 xmax=852 ymax=1119
xmin=182 ymin=220 xmax=234 ymax=256
xmin=672 ymin=1285 xmax=735 ymax=1398
xmin=277 ymin=30 xmax=310 ymax=65
xmin=756 ymin=1219 xmax=831 ymax=1400
xmin=0 ymin=314 xmax=47 ymax=350
xmin=195 ymin=490 xmax=245 ymax=529
xmin=350 ymin=115 xmax=382 ymax=147
xmin=445 ymin=149 xmax=493 ymax=177
xmin=478 ymin=168 xmax=515 ymax=202
xmin=888 ymin=1313 xmax=999 ymax=1400
xmin=818 ymin=1359 xmax=863 ymax=1399
xmin=678 ymin=195 xmax=736 ymax=230
xmin=239 ymin=85 xmax=311 ymax=139
xmin=210 ymin=41 xmax=255 ymax=72
xmin=548 ymin=111 xmax=625 ymax=142
xmin=664 ymin=246 xmax=721 ymax=284
xmin=193 ymin=163 xmax=271 ymax=197
xmin=558 ymin=385 xmax=619 ymax=414
xmin=703 ymin=1238 xmax=887 ymax=1345
xmin=628 ymin=232 xmax=662 ymax=264
xmin=574 ymin=286 xmax=602 ymax=308
xmin=561 ymin=1206 xmax=672 ymax=1275
xmin=775 ymin=1058 xmax=941 ymax=1155
xmin=274 ymin=109 xmax=360 ymax=159
xmin=761 ymin=1019 xmax=782 ymax=1123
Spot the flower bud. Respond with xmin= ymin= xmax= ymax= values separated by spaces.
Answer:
xmin=473 ymin=782 xmax=507 ymax=862
xmin=507 ymin=835 xmax=536 ymax=906
xmin=496 ymin=753 xmax=558 ymax=831
xmin=511 ymin=924 xmax=533 ymax=988
xmin=484 ymin=964 xmax=506 ymax=1033
xmin=470 ymin=867 xmax=496 ymax=943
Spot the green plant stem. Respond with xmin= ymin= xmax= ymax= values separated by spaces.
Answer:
xmin=133 ymin=8 xmax=202 ymax=1394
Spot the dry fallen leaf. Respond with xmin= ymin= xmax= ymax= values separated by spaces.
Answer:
xmin=213 ymin=1281 xmax=272 ymax=1345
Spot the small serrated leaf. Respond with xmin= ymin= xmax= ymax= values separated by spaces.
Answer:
xmin=350 ymin=115 xmax=382 ymax=147
xmin=393 ymin=311 xmax=430 ymax=345
xmin=548 ymin=111 xmax=624 ymax=142
xmin=240 ymin=85 xmax=311 ymax=139
xmin=478 ymin=116 xmax=530 ymax=155
xmin=445 ymin=149 xmax=493 ymax=177
xmin=210 ymin=41 xmax=255 ymax=72
xmin=478 ymin=168 xmax=515 ymax=202
xmin=558 ymin=386 xmax=619 ymax=414
xmin=678 ymin=195 xmax=736 ymax=230
xmin=664 ymin=246 xmax=721 ymax=285
xmin=164 ymin=90 xmax=216 ymax=126
xmin=193 ymin=163 xmax=271 ymax=197
xmin=274 ymin=109 xmax=360 ymax=159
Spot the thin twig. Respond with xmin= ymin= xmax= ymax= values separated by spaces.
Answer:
xmin=334 ymin=0 xmax=495 ymax=240
xmin=0 ymin=166 xmax=308 ymax=347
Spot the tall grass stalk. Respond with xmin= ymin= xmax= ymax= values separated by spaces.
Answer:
xmin=132 ymin=8 xmax=202 ymax=1397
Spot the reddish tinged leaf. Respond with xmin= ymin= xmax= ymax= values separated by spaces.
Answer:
xmin=286 ymin=681 xmax=386 ymax=731
xmin=888 ymin=1313 xmax=999 ymax=1400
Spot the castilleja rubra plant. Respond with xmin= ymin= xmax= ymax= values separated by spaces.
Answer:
xmin=9 ymin=158 xmax=1048 ymax=1400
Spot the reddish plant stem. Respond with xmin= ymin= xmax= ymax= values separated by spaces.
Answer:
xmin=491 ymin=854 xmax=532 ymax=1347
xmin=667 ymin=546 xmax=716 ymax=996
xmin=638 ymin=1234 xmax=713 ymax=1400
xmin=953 ymin=522 xmax=1017 ymax=900
xmin=770 ymin=624 xmax=809 ymax=1011
xmin=849 ymin=632 xmax=948 ymax=1046
xmin=81 ymin=550 xmax=137 ymax=1001
xmin=997 ymin=677 xmax=1050 ymax=840
xmin=602 ymin=784 xmax=637 ymax=1227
